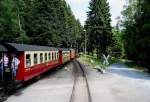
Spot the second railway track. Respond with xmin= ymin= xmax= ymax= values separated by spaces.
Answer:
xmin=70 ymin=60 xmax=91 ymax=102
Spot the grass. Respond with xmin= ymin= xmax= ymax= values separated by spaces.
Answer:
xmin=124 ymin=61 xmax=146 ymax=71
xmin=78 ymin=54 xmax=119 ymax=70
xmin=79 ymin=54 xmax=102 ymax=66
xmin=109 ymin=57 xmax=119 ymax=65
xmin=79 ymin=53 xmax=148 ymax=73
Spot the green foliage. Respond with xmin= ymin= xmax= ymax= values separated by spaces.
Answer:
xmin=79 ymin=54 xmax=103 ymax=67
xmin=16 ymin=33 xmax=30 ymax=44
xmin=0 ymin=0 xmax=19 ymax=42
xmin=107 ymin=28 xmax=123 ymax=58
xmin=0 ymin=0 xmax=84 ymax=49
xmin=79 ymin=54 xmax=118 ymax=70
xmin=122 ymin=0 xmax=150 ymax=71
xmin=85 ymin=0 xmax=112 ymax=58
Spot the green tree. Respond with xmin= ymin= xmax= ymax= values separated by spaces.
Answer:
xmin=108 ymin=28 xmax=123 ymax=58
xmin=0 ymin=0 xmax=83 ymax=49
xmin=122 ymin=0 xmax=150 ymax=71
xmin=0 ymin=0 xmax=30 ymax=43
xmin=0 ymin=0 xmax=19 ymax=42
xmin=85 ymin=0 xmax=112 ymax=58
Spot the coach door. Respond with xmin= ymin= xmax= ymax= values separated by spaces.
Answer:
xmin=1 ymin=53 xmax=13 ymax=81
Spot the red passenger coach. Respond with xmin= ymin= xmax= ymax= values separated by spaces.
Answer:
xmin=0 ymin=43 xmax=76 ymax=101
xmin=62 ymin=48 xmax=71 ymax=64
xmin=2 ymin=43 xmax=60 ymax=82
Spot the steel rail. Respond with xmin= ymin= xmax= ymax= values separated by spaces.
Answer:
xmin=70 ymin=60 xmax=92 ymax=102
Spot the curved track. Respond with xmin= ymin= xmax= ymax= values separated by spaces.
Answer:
xmin=70 ymin=60 xmax=91 ymax=102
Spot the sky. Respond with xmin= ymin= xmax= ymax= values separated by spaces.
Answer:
xmin=65 ymin=0 xmax=126 ymax=26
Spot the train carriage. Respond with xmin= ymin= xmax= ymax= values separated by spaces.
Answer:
xmin=1 ymin=43 xmax=60 ymax=82
xmin=24 ymin=50 xmax=59 ymax=81
xmin=0 ymin=43 xmax=76 ymax=82
xmin=0 ymin=43 xmax=76 ymax=101
xmin=62 ymin=48 xmax=71 ymax=64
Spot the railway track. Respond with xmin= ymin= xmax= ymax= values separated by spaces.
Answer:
xmin=70 ymin=60 xmax=91 ymax=102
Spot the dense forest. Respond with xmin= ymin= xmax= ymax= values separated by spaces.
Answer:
xmin=0 ymin=0 xmax=150 ymax=71
xmin=0 ymin=0 xmax=84 ymax=49
xmin=85 ymin=0 xmax=150 ymax=71
xmin=121 ymin=0 xmax=150 ymax=71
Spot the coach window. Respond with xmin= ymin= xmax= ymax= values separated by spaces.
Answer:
xmin=57 ymin=52 xmax=58 ymax=59
xmin=48 ymin=53 xmax=51 ymax=61
xmin=57 ymin=52 xmax=59 ymax=59
xmin=40 ymin=53 xmax=43 ymax=63
xmin=55 ymin=52 xmax=57 ymax=60
xmin=64 ymin=52 xmax=67 ymax=57
xmin=56 ymin=52 xmax=58 ymax=60
xmin=51 ymin=53 xmax=53 ymax=60
xmin=67 ymin=52 xmax=69 ymax=56
xmin=53 ymin=52 xmax=55 ymax=60
xmin=45 ymin=53 xmax=47 ymax=62
xmin=34 ymin=54 xmax=38 ymax=65
xmin=52 ymin=52 xmax=54 ymax=60
xmin=26 ymin=54 xmax=31 ymax=67
xmin=54 ymin=52 xmax=56 ymax=60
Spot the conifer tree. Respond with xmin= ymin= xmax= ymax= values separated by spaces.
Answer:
xmin=0 ymin=0 xmax=19 ymax=42
xmin=0 ymin=0 xmax=84 ymax=49
xmin=86 ymin=0 xmax=112 ymax=58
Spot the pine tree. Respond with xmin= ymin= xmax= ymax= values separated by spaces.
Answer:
xmin=0 ymin=0 xmax=84 ymax=49
xmin=0 ymin=0 xmax=30 ymax=43
xmin=0 ymin=0 xmax=19 ymax=42
xmin=86 ymin=0 xmax=112 ymax=58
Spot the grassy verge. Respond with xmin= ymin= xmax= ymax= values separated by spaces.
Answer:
xmin=78 ymin=54 xmax=119 ymax=70
xmin=79 ymin=54 xmax=102 ymax=66
xmin=109 ymin=57 xmax=119 ymax=65
xmin=124 ymin=61 xmax=146 ymax=71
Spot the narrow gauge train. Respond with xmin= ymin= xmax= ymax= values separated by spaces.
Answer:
xmin=0 ymin=43 xmax=76 ymax=101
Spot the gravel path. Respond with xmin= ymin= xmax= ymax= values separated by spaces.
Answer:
xmin=5 ymin=61 xmax=150 ymax=102
xmin=5 ymin=63 xmax=74 ymax=102
xmin=87 ymin=62 xmax=150 ymax=102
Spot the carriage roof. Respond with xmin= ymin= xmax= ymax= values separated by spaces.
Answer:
xmin=61 ymin=48 xmax=70 ymax=51
xmin=1 ymin=43 xmax=59 ymax=52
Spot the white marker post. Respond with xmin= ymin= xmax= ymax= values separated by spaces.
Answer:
xmin=102 ymin=54 xmax=110 ymax=66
